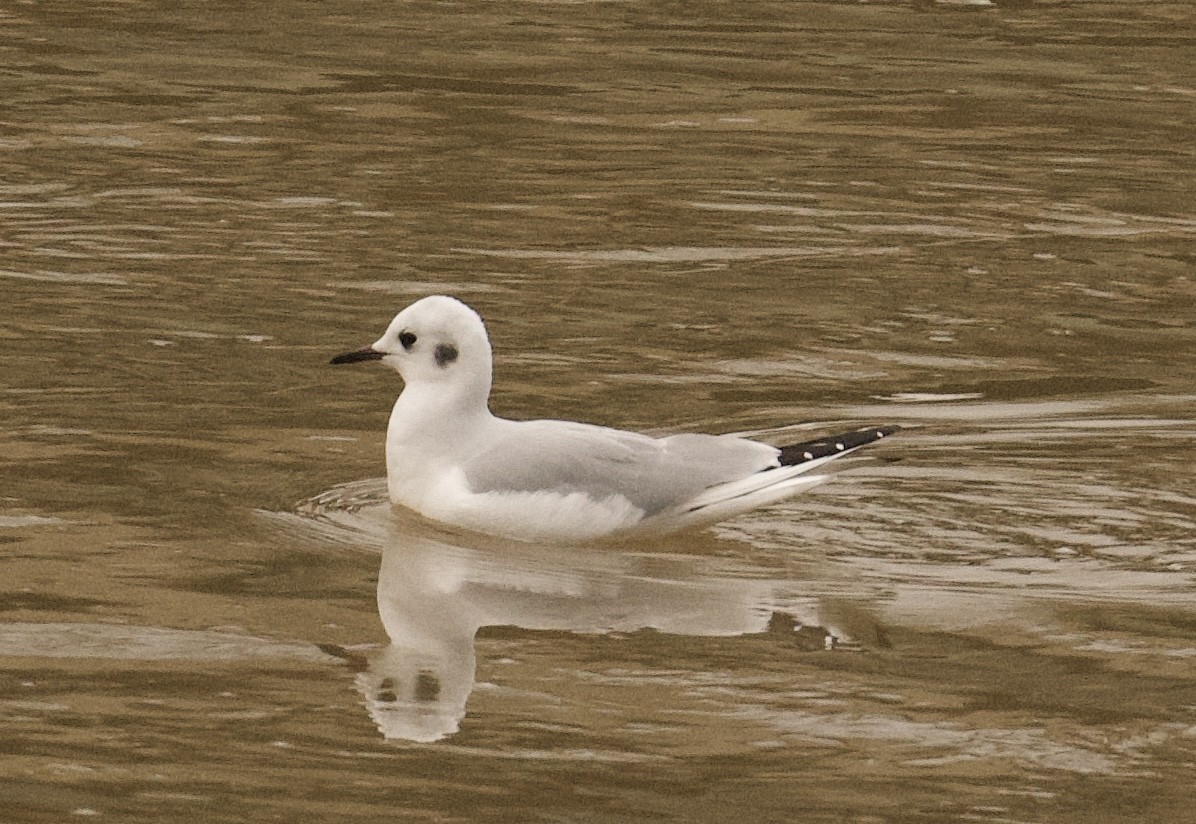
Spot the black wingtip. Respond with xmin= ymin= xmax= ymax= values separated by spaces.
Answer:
xmin=777 ymin=425 xmax=900 ymax=467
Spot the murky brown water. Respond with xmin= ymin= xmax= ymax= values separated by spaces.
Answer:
xmin=3 ymin=0 xmax=1195 ymax=821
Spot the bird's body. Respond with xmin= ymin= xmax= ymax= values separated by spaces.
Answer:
xmin=331 ymin=296 xmax=896 ymax=542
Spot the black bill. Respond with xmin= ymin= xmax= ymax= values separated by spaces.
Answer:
xmin=330 ymin=347 xmax=384 ymax=365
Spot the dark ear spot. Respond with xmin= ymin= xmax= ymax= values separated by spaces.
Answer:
xmin=434 ymin=343 xmax=459 ymax=367
xmin=414 ymin=670 xmax=441 ymax=702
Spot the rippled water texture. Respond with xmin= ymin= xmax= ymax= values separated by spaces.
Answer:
xmin=2 ymin=1 xmax=1195 ymax=822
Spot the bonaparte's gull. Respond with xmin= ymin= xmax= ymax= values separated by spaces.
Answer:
xmin=331 ymin=295 xmax=897 ymax=542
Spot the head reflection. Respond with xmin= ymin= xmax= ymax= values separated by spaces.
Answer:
xmin=357 ymin=512 xmax=828 ymax=743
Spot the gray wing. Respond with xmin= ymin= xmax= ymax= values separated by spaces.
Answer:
xmin=462 ymin=419 xmax=779 ymax=515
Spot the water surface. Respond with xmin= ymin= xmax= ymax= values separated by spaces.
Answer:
xmin=2 ymin=1 xmax=1194 ymax=821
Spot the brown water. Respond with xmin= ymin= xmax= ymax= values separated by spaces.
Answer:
xmin=3 ymin=1 xmax=1195 ymax=821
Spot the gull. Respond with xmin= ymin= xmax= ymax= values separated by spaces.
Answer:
xmin=330 ymin=295 xmax=897 ymax=542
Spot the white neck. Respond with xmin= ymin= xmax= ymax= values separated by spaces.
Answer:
xmin=384 ymin=379 xmax=494 ymax=508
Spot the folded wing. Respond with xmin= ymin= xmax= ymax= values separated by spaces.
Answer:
xmin=462 ymin=421 xmax=898 ymax=536
xmin=462 ymin=420 xmax=779 ymax=516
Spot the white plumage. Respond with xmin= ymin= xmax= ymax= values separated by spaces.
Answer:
xmin=331 ymin=295 xmax=895 ymax=542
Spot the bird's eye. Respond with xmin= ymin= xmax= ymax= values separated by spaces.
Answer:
xmin=398 ymin=331 xmax=417 ymax=350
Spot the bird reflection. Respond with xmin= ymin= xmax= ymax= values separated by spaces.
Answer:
xmin=346 ymin=511 xmax=844 ymax=743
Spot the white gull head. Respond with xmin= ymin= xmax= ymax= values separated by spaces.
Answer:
xmin=366 ymin=295 xmax=493 ymax=403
